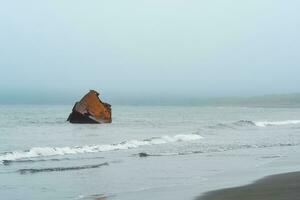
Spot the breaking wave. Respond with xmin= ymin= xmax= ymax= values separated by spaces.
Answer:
xmin=233 ymin=120 xmax=256 ymax=127
xmin=232 ymin=120 xmax=300 ymax=127
xmin=254 ymin=120 xmax=300 ymax=127
xmin=207 ymin=120 xmax=300 ymax=129
xmin=0 ymin=134 xmax=202 ymax=163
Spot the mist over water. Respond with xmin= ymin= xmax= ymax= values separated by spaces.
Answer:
xmin=1 ymin=1 xmax=300 ymax=102
xmin=1 ymin=92 xmax=300 ymax=107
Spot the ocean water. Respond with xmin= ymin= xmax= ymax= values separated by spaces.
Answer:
xmin=1 ymin=105 xmax=300 ymax=200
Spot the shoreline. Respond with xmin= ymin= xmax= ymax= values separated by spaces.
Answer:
xmin=196 ymin=171 xmax=300 ymax=200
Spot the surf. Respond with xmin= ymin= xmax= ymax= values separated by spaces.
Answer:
xmin=254 ymin=120 xmax=300 ymax=127
xmin=0 ymin=133 xmax=203 ymax=163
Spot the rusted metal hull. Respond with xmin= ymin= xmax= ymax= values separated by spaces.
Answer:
xmin=67 ymin=90 xmax=112 ymax=124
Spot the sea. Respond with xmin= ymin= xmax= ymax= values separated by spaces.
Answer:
xmin=1 ymin=105 xmax=300 ymax=200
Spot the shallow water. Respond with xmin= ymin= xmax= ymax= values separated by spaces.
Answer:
xmin=1 ymin=105 xmax=300 ymax=200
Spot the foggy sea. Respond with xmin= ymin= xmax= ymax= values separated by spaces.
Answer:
xmin=1 ymin=105 xmax=300 ymax=200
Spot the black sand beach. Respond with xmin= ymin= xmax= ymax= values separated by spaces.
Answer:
xmin=197 ymin=171 xmax=300 ymax=200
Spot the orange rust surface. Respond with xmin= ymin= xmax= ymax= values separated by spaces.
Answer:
xmin=75 ymin=90 xmax=111 ymax=123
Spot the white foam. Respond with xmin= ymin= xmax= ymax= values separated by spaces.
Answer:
xmin=0 ymin=134 xmax=202 ymax=162
xmin=255 ymin=120 xmax=300 ymax=127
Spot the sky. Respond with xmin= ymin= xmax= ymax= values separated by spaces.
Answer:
xmin=0 ymin=0 xmax=300 ymax=104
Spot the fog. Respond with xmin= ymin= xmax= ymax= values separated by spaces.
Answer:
xmin=1 ymin=0 xmax=300 ymax=104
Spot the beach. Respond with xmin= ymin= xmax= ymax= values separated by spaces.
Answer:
xmin=198 ymin=171 xmax=300 ymax=200
xmin=1 ymin=0 xmax=300 ymax=199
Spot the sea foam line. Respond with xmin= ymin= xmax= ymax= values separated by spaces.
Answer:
xmin=207 ymin=119 xmax=300 ymax=129
xmin=0 ymin=134 xmax=202 ymax=163
xmin=255 ymin=120 xmax=300 ymax=127
xmin=18 ymin=162 xmax=109 ymax=174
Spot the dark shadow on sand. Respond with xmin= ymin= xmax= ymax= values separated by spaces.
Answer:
xmin=196 ymin=171 xmax=300 ymax=200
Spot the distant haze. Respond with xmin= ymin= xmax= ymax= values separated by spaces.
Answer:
xmin=1 ymin=1 xmax=300 ymax=104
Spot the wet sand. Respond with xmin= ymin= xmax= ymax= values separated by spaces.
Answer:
xmin=197 ymin=171 xmax=300 ymax=200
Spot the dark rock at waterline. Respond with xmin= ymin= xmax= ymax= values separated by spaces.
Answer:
xmin=67 ymin=90 xmax=112 ymax=124
xmin=138 ymin=152 xmax=150 ymax=157
xmin=2 ymin=160 xmax=12 ymax=166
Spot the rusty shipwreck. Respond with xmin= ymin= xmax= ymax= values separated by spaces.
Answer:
xmin=67 ymin=90 xmax=112 ymax=123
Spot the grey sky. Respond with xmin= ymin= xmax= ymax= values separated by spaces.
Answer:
xmin=1 ymin=0 xmax=300 ymax=103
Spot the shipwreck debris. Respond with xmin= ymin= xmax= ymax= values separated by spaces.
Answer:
xmin=67 ymin=90 xmax=112 ymax=123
